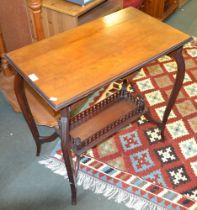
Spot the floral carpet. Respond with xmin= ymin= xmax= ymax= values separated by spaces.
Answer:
xmin=39 ymin=40 xmax=197 ymax=210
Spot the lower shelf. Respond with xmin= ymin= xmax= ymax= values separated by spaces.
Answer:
xmin=70 ymin=89 xmax=147 ymax=154
xmin=0 ymin=73 xmax=91 ymax=127
xmin=0 ymin=73 xmax=59 ymax=127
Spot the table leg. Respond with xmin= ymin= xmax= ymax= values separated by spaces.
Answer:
xmin=14 ymin=73 xmax=58 ymax=156
xmin=59 ymin=108 xmax=77 ymax=205
xmin=161 ymin=47 xmax=185 ymax=134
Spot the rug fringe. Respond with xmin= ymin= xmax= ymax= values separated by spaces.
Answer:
xmin=39 ymin=157 xmax=67 ymax=177
xmin=39 ymin=157 xmax=167 ymax=210
xmin=78 ymin=172 xmax=166 ymax=210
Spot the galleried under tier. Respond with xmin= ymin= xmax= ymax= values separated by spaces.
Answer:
xmin=69 ymin=88 xmax=147 ymax=155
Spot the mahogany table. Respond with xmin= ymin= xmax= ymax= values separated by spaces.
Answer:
xmin=5 ymin=7 xmax=191 ymax=205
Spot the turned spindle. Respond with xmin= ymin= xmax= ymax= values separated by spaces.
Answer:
xmin=29 ymin=0 xmax=44 ymax=41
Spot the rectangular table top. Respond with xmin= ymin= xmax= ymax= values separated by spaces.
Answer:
xmin=6 ymin=7 xmax=191 ymax=111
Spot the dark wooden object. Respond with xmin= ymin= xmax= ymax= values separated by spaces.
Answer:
xmin=142 ymin=0 xmax=178 ymax=20
xmin=5 ymin=7 xmax=191 ymax=205
xmin=70 ymin=88 xmax=146 ymax=154
xmin=14 ymin=74 xmax=58 ymax=155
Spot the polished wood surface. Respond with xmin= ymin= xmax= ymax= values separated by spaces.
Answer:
xmin=6 ymin=7 xmax=191 ymax=111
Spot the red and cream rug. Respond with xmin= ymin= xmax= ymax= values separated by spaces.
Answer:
xmin=39 ymin=40 xmax=197 ymax=210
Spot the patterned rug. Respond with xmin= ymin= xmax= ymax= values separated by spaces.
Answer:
xmin=39 ymin=40 xmax=197 ymax=210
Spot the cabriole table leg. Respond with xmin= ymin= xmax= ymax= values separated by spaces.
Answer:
xmin=59 ymin=108 xmax=77 ymax=205
xmin=161 ymin=47 xmax=185 ymax=135
xmin=14 ymin=73 xmax=58 ymax=156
